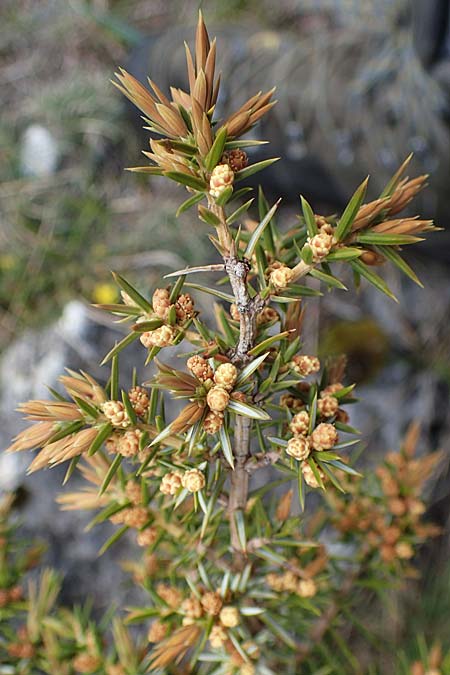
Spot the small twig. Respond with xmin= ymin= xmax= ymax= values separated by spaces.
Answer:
xmin=244 ymin=451 xmax=280 ymax=474
xmin=164 ymin=263 xmax=225 ymax=278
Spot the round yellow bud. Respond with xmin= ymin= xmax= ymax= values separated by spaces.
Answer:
xmin=301 ymin=461 xmax=325 ymax=488
xmin=214 ymin=363 xmax=238 ymax=390
xmin=270 ymin=265 xmax=294 ymax=289
xmin=209 ymin=163 xmax=234 ymax=199
xmin=289 ymin=411 xmax=310 ymax=436
xmin=307 ymin=232 xmax=334 ymax=262
xmin=140 ymin=324 xmax=176 ymax=348
xmin=160 ymin=471 xmax=183 ymax=495
xmin=297 ymin=578 xmax=317 ymax=598
xmin=182 ymin=469 xmax=205 ymax=493
xmin=187 ymin=355 xmax=214 ymax=382
xmin=136 ymin=527 xmax=157 ymax=547
xmin=207 ymin=386 xmax=230 ymax=412
xmin=203 ymin=410 xmax=224 ymax=434
xmin=182 ymin=596 xmax=203 ymax=619
xmin=289 ymin=355 xmax=320 ymax=376
xmin=209 ymin=624 xmax=227 ymax=648
xmin=116 ymin=429 xmax=142 ymax=457
xmin=102 ymin=401 xmax=130 ymax=428
xmin=219 ymin=605 xmax=240 ymax=628
xmin=286 ymin=436 xmax=310 ymax=461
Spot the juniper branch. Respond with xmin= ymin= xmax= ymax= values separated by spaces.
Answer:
xmin=208 ymin=199 xmax=264 ymax=568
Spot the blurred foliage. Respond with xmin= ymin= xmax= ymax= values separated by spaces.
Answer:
xmin=0 ymin=0 xmax=445 ymax=346
xmin=320 ymin=319 xmax=390 ymax=382
xmin=0 ymin=0 xmax=219 ymax=346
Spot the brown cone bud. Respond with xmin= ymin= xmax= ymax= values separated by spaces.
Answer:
xmin=123 ymin=506 xmax=149 ymax=529
xmin=152 ymin=288 xmax=171 ymax=319
xmin=117 ymin=429 xmax=142 ymax=457
xmin=230 ymin=303 xmax=240 ymax=321
xmin=209 ymin=624 xmax=227 ymax=648
xmin=322 ymin=383 xmax=344 ymax=396
xmin=223 ymin=149 xmax=248 ymax=172
xmin=203 ymin=410 xmax=224 ymax=434
xmin=317 ymin=395 xmax=339 ymax=418
xmin=156 ymin=584 xmax=182 ymax=608
xmin=360 ymin=250 xmax=385 ymax=266
xmin=201 ymin=591 xmax=223 ymax=616
xmin=148 ymin=620 xmax=168 ymax=643
xmin=310 ymin=423 xmax=338 ymax=451
xmin=136 ymin=527 xmax=157 ymax=547
xmin=182 ymin=596 xmax=203 ymax=619
xmin=128 ymin=386 xmax=150 ymax=417
xmin=140 ymin=325 xmax=176 ymax=348
xmin=175 ymin=293 xmax=195 ymax=322
xmin=290 ymin=355 xmax=320 ymax=376
xmin=231 ymin=391 xmax=247 ymax=403
xmin=187 ymin=355 xmax=214 ymax=381
xmin=257 ymin=306 xmax=279 ymax=324
xmin=125 ymin=480 xmax=142 ymax=505
xmin=301 ymin=461 xmax=325 ymax=488
xmin=289 ymin=411 xmax=310 ymax=435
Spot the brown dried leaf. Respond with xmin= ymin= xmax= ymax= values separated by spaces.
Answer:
xmin=193 ymin=70 xmax=207 ymax=112
xmin=195 ymin=11 xmax=210 ymax=73
xmin=170 ymin=402 xmax=205 ymax=434
xmin=248 ymin=100 xmax=277 ymax=127
xmin=60 ymin=372 xmax=106 ymax=405
xmin=113 ymin=69 xmax=159 ymax=120
xmin=225 ymin=112 xmax=251 ymax=138
xmin=155 ymin=103 xmax=187 ymax=138
xmin=6 ymin=422 xmax=57 ymax=453
xmin=388 ymin=175 xmax=428 ymax=215
xmin=148 ymin=624 xmax=201 ymax=671
xmin=184 ymin=42 xmax=196 ymax=94
xmin=351 ymin=197 xmax=389 ymax=231
xmin=284 ymin=300 xmax=304 ymax=340
xmin=18 ymin=400 xmax=81 ymax=421
xmin=275 ymin=489 xmax=293 ymax=521
xmin=303 ymin=548 xmax=328 ymax=578
xmin=403 ymin=422 xmax=420 ymax=457
xmin=148 ymin=78 xmax=171 ymax=106
xmin=204 ymin=38 xmax=217 ymax=108
xmin=27 ymin=427 xmax=98 ymax=473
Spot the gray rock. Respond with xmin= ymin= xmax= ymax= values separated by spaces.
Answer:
xmin=20 ymin=124 xmax=59 ymax=178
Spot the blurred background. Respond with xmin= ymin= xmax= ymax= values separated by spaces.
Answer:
xmin=1 ymin=0 xmax=450 ymax=667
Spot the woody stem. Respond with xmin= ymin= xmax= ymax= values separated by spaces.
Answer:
xmin=208 ymin=199 xmax=262 ymax=569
